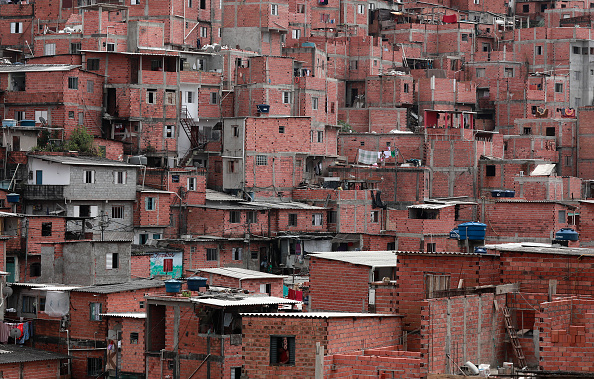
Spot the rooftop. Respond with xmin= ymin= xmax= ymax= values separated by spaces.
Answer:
xmin=310 ymin=251 xmax=397 ymax=268
xmin=485 ymin=242 xmax=594 ymax=256
xmin=0 ymin=345 xmax=70 ymax=364
xmin=240 ymin=312 xmax=403 ymax=318
xmin=194 ymin=267 xmax=287 ymax=280
xmin=73 ymin=279 xmax=164 ymax=294
xmin=29 ymin=154 xmax=139 ymax=168
xmin=0 ymin=64 xmax=79 ymax=73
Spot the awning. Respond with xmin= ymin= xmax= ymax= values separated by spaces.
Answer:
xmin=331 ymin=233 xmax=360 ymax=243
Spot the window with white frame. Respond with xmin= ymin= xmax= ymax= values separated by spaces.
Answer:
xmin=232 ymin=247 xmax=243 ymax=260
xmin=200 ymin=27 xmax=208 ymax=38
xmin=282 ymin=91 xmax=291 ymax=104
xmin=83 ymin=170 xmax=95 ymax=184
xmin=44 ymin=43 xmax=56 ymax=56
xmin=369 ymin=2 xmax=375 ymax=10
xmin=106 ymin=252 xmax=119 ymax=269
xmin=218 ymin=28 xmax=222 ymax=38
xmin=114 ymin=171 xmax=127 ymax=184
xmin=206 ymin=248 xmax=218 ymax=261
xmin=145 ymin=197 xmax=156 ymax=211
xmin=317 ymin=131 xmax=323 ymax=143
xmin=357 ymin=4 xmax=365 ymax=13
xmin=312 ymin=213 xmax=322 ymax=226
xmin=111 ymin=205 xmax=124 ymax=219
xmin=186 ymin=91 xmax=194 ymax=103
xmin=131 ymin=0 xmax=140 ymax=4
xmin=312 ymin=97 xmax=318 ymax=110
xmin=165 ymin=125 xmax=175 ymax=138
xmin=271 ymin=4 xmax=278 ymax=15
xmin=35 ymin=111 xmax=48 ymax=124
xmin=291 ymin=29 xmax=301 ymax=39
xmin=10 ymin=22 xmax=23 ymax=33
xmin=187 ymin=177 xmax=197 ymax=191
xmin=256 ymin=155 xmax=267 ymax=165
xmin=371 ymin=211 xmax=379 ymax=223
xmin=147 ymin=89 xmax=157 ymax=104
xmin=165 ymin=90 xmax=176 ymax=105
xmin=106 ymin=43 xmax=115 ymax=52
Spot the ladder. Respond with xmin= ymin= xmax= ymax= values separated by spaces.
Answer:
xmin=179 ymin=106 xmax=207 ymax=150
xmin=503 ymin=307 xmax=526 ymax=368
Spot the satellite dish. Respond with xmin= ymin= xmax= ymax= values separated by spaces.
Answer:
xmin=85 ymin=221 xmax=93 ymax=229
xmin=9 ymin=328 xmax=21 ymax=339
xmin=213 ymin=43 xmax=221 ymax=52
xmin=206 ymin=46 xmax=214 ymax=53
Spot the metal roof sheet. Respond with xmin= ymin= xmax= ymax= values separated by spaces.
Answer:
xmin=32 ymin=286 xmax=80 ymax=291
xmin=240 ymin=312 xmax=402 ymax=318
xmin=195 ymin=267 xmax=287 ymax=280
xmin=100 ymin=312 xmax=146 ymax=319
xmin=192 ymin=296 xmax=300 ymax=307
xmin=484 ymin=242 xmax=594 ymax=256
xmin=240 ymin=201 xmax=327 ymax=210
xmin=206 ymin=189 xmax=242 ymax=202
xmin=0 ymin=64 xmax=79 ymax=73
xmin=531 ymin=163 xmax=556 ymax=176
xmin=30 ymin=155 xmax=139 ymax=168
xmin=73 ymin=279 xmax=164 ymax=294
xmin=310 ymin=251 xmax=397 ymax=268
xmin=0 ymin=345 xmax=70 ymax=364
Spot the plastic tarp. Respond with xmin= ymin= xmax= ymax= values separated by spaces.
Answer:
xmin=44 ymin=291 xmax=69 ymax=317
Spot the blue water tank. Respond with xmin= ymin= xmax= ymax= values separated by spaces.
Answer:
xmin=555 ymin=228 xmax=579 ymax=241
xmin=457 ymin=222 xmax=487 ymax=241
xmin=449 ymin=228 xmax=460 ymax=239
xmin=302 ymin=42 xmax=316 ymax=48
xmin=2 ymin=119 xmax=17 ymax=128
xmin=165 ymin=279 xmax=183 ymax=293
xmin=491 ymin=190 xmax=503 ymax=197
xmin=6 ymin=193 xmax=19 ymax=203
xmin=187 ymin=277 xmax=207 ymax=291
xmin=504 ymin=190 xmax=515 ymax=198
xmin=256 ymin=104 xmax=270 ymax=113
xmin=474 ymin=247 xmax=487 ymax=254
xmin=20 ymin=120 xmax=36 ymax=127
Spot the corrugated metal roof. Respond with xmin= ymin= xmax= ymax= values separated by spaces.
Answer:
xmin=100 ymin=312 xmax=146 ymax=319
xmin=240 ymin=312 xmax=402 ymax=318
xmin=408 ymin=203 xmax=453 ymax=210
xmin=531 ymin=163 xmax=556 ymax=176
xmin=395 ymin=250 xmax=485 ymax=256
xmin=30 ymin=155 xmax=139 ymax=168
xmin=195 ymin=267 xmax=287 ymax=280
xmin=240 ymin=201 xmax=327 ymax=210
xmin=192 ymin=296 xmax=300 ymax=307
xmin=206 ymin=189 xmax=242 ymax=202
xmin=73 ymin=279 xmax=164 ymax=294
xmin=0 ymin=345 xmax=70 ymax=364
xmin=0 ymin=64 xmax=79 ymax=73
xmin=32 ymin=286 xmax=80 ymax=291
xmin=485 ymin=242 xmax=594 ymax=256
xmin=309 ymin=251 xmax=397 ymax=268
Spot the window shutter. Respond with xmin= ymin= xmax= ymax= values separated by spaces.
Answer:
xmin=270 ymin=337 xmax=278 ymax=364
xmin=90 ymin=206 xmax=99 ymax=217
xmin=237 ymin=248 xmax=242 ymax=260
xmin=73 ymin=206 xmax=80 ymax=217
xmin=10 ymin=23 xmax=15 ymax=33
xmin=163 ymin=258 xmax=173 ymax=272
xmin=106 ymin=253 xmax=113 ymax=269
xmin=260 ymin=284 xmax=266 ymax=293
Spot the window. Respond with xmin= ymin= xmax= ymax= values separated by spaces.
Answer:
xmin=279 ymin=125 xmax=285 ymax=133
xmin=575 ymin=71 xmax=582 ymax=81
xmin=14 ymin=111 xmax=25 ymax=121
xmin=523 ymin=127 xmax=532 ymax=135
xmin=106 ymin=43 xmax=115 ymax=52
xmin=291 ymin=29 xmax=301 ymax=39
xmin=232 ymin=247 xmax=243 ymax=260
xmin=271 ymin=4 xmax=278 ymax=15
xmin=210 ymin=92 xmax=218 ymax=104
xmin=559 ymin=210 xmax=566 ymax=223
xmin=87 ymin=80 xmax=94 ymax=93
xmin=504 ymin=68 xmax=514 ymax=78
xmin=522 ymin=4 xmax=529 ymax=12
xmin=10 ymin=22 xmax=23 ymax=33
xmin=426 ymin=242 xmax=436 ymax=253
xmin=147 ymin=89 xmax=157 ymax=104
xmin=232 ymin=125 xmax=239 ymax=137
xmin=165 ymin=125 xmax=175 ymax=138
xmin=30 ymin=263 xmax=41 ymax=277
xmin=206 ymin=248 xmax=218 ymax=261
xmin=576 ymin=97 xmax=582 ymax=107
xmin=297 ymin=3 xmax=305 ymax=12
xmin=247 ymin=211 xmax=257 ymax=224
xmin=70 ymin=42 xmax=81 ymax=54
xmin=151 ymin=60 xmax=162 ymax=71
xmin=270 ymin=336 xmax=295 ymax=365
xmin=282 ymin=91 xmax=291 ymax=104
xmin=228 ymin=161 xmax=236 ymax=173
xmin=22 ymin=296 xmax=37 ymax=314
xmin=130 ymin=332 xmax=139 ymax=344
xmin=555 ymin=83 xmax=563 ymax=92
xmin=132 ymin=0 xmax=140 ymax=4
xmin=573 ymin=46 xmax=581 ymax=54
xmin=188 ymin=0 xmax=193 ymax=7
xmin=317 ymin=131 xmax=324 ymax=143
xmin=486 ymin=165 xmax=496 ymax=177
xmin=146 ymin=197 xmax=156 ymax=211
xmin=357 ymin=4 xmax=365 ymax=13
xmin=42 ymin=222 xmax=52 ymax=236
xmin=474 ymin=68 xmax=485 ymax=78
xmin=68 ymin=77 xmax=78 ymax=89
xmin=404 ymin=83 xmax=409 ymax=93
xmin=370 ymin=211 xmax=379 ymax=223
xmin=165 ymin=90 xmax=176 ymax=105
xmin=312 ymin=97 xmax=318 ymax=110
xmin=162 ymin=258 xmax=173 ymax=272
xmin=34 ymin=111 xmax=47 ymax=124
xmin=474 ymin=0 xmax=479 ymax=4
xmin=87 ymin=358 xmax=103 ymax=376
xmin=369 ymin=3 xmax=375 ymax=10
xmin=256 ymin=155 xmax=267 ymax=166
xmin=44 ymin=43 xmax=56 ymax=56
xmin=546 ymin=127 xmax=556 ymax=137
xmin=535 ymin=46 xmax=542 ymax=55
xmin=187 ymin=177 xmax=197 ymax=191
xmin=106 ymin=252 xmax=119 ymax=269
xmin=312 ymin=213 xmax=322 ymax=226
xmin=112 ymin=206 xmax=124 ymax=219
xmin=565 ymin=155 xmax=573 ymax=166
xmin=231 ymin=367 xmax=242 ymax=379
xmin=114 ymin=171 xmax=127 ymax=184
xmin=200 ymin=27 xmax=208 ymax=38
xmin=139 ymin=234 xmax=149 ymax=245
xmin=288 ymin=213 xmax=297 ymax=226
xmin=230 ymin=211 xmax=240 ymax=223
xmin=83 ymin=170 xmax=95 ymax=184
xmin=90 ymin=302 xmax=102 ymax=321
xmin=69 ymin=111 xmax=75 ymax=119
xmin=461 ymin=33 xmax=468 ymax=42
xmin=186 ymin=91 xmax=194 ymax=103
xmin=350 ymin=60 xmax=358 ymax=70
xmin=327 ymin=210 xmax=337 ymax=223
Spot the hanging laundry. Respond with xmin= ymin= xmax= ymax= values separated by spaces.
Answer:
xmin=358 ymin=149 xmax=378 ymax=165
xmin=383 ymin=151 xmax=392 ymax=159
xmin=0 ymin=322 xmax=9 ymax=344
xmin=561 ymin=108 xmax=576 ymax=118
xmin=442 ymin=14 xmax=457 ymax=23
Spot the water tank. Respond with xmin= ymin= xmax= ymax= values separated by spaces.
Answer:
xmin=474 ymin=247 xmax=487 ymax=254
xmin=449 ymin=228 xmax=460 ymax=239
xmin=457 ymin=222 xmax=487 ymax=241
xmin=504 ymin=190 xmax=515 ymax=198
xmin=555 ymin=228 xmax=579 ymax=241
xmin=165 ymin=279 xmax=183 ymax=293
xmin=2 ymin=119 xmax=17 ymax=128
xmin=128 ymin=156 xmax=147 ymax=165
xmin=491 ymin=190 xmax=503 ymax=197
xmin=6 ymin=193 xmax=19 ymax=203
xmin=256 ymin=104 xmax=270 ymax=113
xmin=20 ymin=120 xmax=36 ymax=127
xmin=187 ymin=277 xmax=208 ymax=291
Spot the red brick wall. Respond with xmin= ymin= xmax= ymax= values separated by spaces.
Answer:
xmin=0 ymin=359 xmax=62 ymax=379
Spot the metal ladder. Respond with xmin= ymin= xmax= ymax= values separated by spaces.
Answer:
xmin=503 ymin=307 xmax=527 ymax=368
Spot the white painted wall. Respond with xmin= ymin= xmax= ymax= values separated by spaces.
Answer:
xmin=27 ymin=159 xmax=71 ymax=185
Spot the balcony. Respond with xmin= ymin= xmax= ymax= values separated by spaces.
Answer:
xmin=23 ymin=185 xmax=65 ymax=201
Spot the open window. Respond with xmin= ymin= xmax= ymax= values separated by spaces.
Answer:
xmin=270 ymin=336 xmax=295 ymax=365
xmin=425 ymin=274 xmax=451 ymax=298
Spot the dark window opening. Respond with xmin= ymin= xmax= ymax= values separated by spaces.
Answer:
xmin=546 ymin=127 xmax=556 ymax=136
xmin=270 ymin=336 xmax=295 ymax=365
xmin=87 ymin=358 xmax=102 ymax=376
xmin=42 ymin=222 xmax=52 ymax=236
xmin=30 ymin=263 xmax=41 ymax=277
xmin=486 ymin=165 xmax=496 ymax=177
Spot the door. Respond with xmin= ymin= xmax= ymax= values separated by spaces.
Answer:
xmin=35 ymin=170 xmax=43 ymax=185
xmin=12 ymin=136 xmax=20 ymax=152
xmin=6 ymin=257 xmax=15 ymax=283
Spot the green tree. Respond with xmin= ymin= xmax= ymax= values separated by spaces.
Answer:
xmin=64 ymin=127 xmax=97 ymax=155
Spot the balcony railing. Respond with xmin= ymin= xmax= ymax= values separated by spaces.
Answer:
xmin=23 ymin=185 xmax=65 ymax=200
